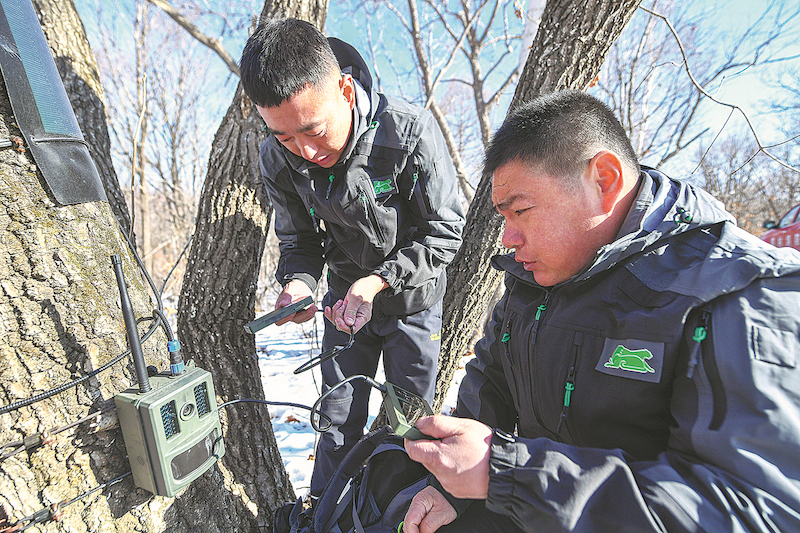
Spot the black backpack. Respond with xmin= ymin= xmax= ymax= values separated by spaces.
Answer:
xmin=274 ymin=426 xmax=429 ymax=533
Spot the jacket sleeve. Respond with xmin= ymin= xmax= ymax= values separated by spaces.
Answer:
xmin=370 ymin=110 xmax=465 ymax=295
xmin=260 ymin=143 xmax=326 ymax=292
xmin=481 ymin=274 xmax=800 ymax=533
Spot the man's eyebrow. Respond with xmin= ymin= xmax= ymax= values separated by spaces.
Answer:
xmin=493 ymin=194 xmax=523 ymax=213
xmin=266 ymin=120 xmax=324 ymax=137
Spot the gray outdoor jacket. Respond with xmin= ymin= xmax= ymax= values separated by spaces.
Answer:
xmin=259 ymin=40 xmax=464 ymax=315
xmin=456 ymin=169 xmax=800 ymax=532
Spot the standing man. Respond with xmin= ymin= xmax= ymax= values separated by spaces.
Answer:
xmin=404 ymin=90 xmax=800 ymax=533
xmin=239 ymin=19 xmax=465 ymax=499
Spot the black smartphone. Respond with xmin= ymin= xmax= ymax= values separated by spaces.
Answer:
xmin=243 ymin=296 xmax=314 ymax=334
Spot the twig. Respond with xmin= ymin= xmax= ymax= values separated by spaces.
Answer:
xmin=146 ymin=0 xmax=240 ymax=77
xmin=640 ymin=5 xmax=799 ymax=174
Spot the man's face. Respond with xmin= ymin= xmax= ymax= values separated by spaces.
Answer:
xmin=492 ymin=159 xmax=608 ymax=287
xmin=257 ymin=73 xmax=354 ymax=168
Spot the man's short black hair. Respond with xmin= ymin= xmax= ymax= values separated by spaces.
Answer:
xmin=239 ymin=18 xmax=341 ymax=108
xmin=484 ymin=90 xmax=640 ymax=182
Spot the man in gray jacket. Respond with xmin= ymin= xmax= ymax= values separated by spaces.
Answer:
xmin=239 ymin=19 xmax=464 ymax=498
xmin=404 ymin=90 xmax=800 ymax=532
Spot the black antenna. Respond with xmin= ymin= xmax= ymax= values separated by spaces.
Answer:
xmin=111 ymin=254 xmax=151 ymax=393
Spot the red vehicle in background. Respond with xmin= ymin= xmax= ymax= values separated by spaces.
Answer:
xmin=762 ymin=203 xmax=800 ymax=252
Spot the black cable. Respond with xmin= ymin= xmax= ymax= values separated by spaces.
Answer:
xmin=118 ymin=221 xmax=163 ymax=313
xmin=159 ymin=233 xmax=193 ymax=297
xmin=293 ymin=326 xmax=354 ymax=374
xmin=309 ymin=375 xmax=384 ymax=433
xmin=4 ymin=471 xmax=131 ymax=532
xmin=0 ymin=318 xmax=159 ymax=415
xmin=218 ymin=398 xmax=332 ymax=431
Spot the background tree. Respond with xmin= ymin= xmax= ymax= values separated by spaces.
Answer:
xmin=175 ymin=0 xmax=329 ymax=530
xmin=434 ymin=0 xmax=643 ymax=411
xmin=89 ymin=0 xmax=224 ymax=307
xmin=595 ymin=0 xmax=800 ymax=173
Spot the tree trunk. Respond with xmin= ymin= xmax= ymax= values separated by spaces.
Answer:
xmin=175 ymin=1 xmax=328 ymax=530
xmin=31 ymin=0 xmax=133 ymax=238
xmin=0 ymin=69 xmax=170 ymax=531
xmin=435 ymin=0 xmax=643 ymax=411
xmin=0 ymin=0 xmax=328 ymax=530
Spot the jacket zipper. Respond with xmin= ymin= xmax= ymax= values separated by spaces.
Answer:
xmin=358 ymin=186 xmax=385 ymax=242
xmin=686 ymin=309 xmax=709 ymax=379
xmin=556 ymin=332 xmax=583 ymax=436
xmin=697 ymin=309 xmax=727 ymax=430
xmin=530 ymin=291 xmax=552 ymax=436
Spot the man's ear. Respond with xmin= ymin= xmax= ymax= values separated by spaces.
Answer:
xmin=340 ymin=74 xmax=355 ymax=110
xmin=590 ymin=151 xmax=625 ymax=214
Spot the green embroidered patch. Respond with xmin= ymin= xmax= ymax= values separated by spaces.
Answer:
xmin=373 ymin=178 xmax=393 ymax=195
xmin=604 ymin=345 xmax=655 ymax=374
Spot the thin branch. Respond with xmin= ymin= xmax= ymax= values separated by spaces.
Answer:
xmin=146 ymin=0 xmax=240 ymax=77
xmin=640 ymin=5 xmax=800 ymax=173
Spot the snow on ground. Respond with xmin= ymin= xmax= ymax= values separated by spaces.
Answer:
xmin=254 ymin=313 xmax=470 ymax=497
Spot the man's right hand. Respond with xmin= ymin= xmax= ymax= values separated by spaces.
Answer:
xmin=403 ymin=486 xmax=457 ymax=533
xmin=275 ymin=280 xmax=318 ymax=325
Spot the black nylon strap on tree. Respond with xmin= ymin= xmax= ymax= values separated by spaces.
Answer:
xmin=0 ymin=0 xmax=107 ymax=206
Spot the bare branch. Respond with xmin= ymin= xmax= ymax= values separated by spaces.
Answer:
xmin=146 ymin=0 xmax=240 ymax=77
xmin=640 ymin=5 xmax=800 ymax=173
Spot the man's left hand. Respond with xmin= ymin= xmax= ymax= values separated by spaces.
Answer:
xmin=324 ymin=274 xmax=389 ymax=333
xmin=404 ymin=416 xmax=493 ymax=499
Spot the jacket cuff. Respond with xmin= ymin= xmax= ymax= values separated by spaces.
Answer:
xmin=282 ymin=272 xmax=318 ymax=293
xmin=485 ymin=428 xmax=520 ymax=516
xmin=372 ymin=267 xmax=402 ymax=296
xmin=427 ymin=474 xmax=477 ymax=517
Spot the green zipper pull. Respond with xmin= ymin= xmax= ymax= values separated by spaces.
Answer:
xmin=326 ymin=173 xmax=335 ymax=199
xmin=687 ymin=310 xmax=709 ymax=378
xmin=309 ymin=206 xmax=319 ymax=233
xmin=563 ymin=382 xmax=575 ymax=407
xmin=501 ymin=332 xmax=510 ymax=343
xmin=535 ymin=304 xmax=547 ymax=321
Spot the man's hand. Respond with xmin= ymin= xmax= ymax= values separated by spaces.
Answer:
xmin=405 ymin=416 xmax=493 ymax=500
xmin=324 ymin=274 xmax=388 ymax=333
xmin=402 ymin=486 xmax=457 ymax=533
xmin=275 ymin=280 xmax=317 ymax=325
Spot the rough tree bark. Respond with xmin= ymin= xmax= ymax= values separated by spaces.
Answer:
xmin=434 ymin=0 xmax=643 ymax=411
xmin=31 ymin=0 xmax=133 ymax=238
xmin=175 ymin=1 xmax=328 ymax=530
xmin=1 ymin=0 xmax=321 ymax=530
xmin=0 ymin=60 xmax=170 ymax=532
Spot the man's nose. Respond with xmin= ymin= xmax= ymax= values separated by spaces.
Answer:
xmin=501 ymin=223 xmax=521 ymax=249
xmin=297 ymin=141 xmax=317 ymax=161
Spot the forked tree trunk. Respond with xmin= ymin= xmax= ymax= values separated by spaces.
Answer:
xmin=176 ymin=1 xmax=328 ymax=530
xmin=435 ymin=0 xmax=643 ymax=411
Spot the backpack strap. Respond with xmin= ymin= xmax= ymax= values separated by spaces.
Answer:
xmin=314 ymin=426 xmax=394 ymax=533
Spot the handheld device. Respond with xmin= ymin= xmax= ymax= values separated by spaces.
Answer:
xmin=381 ymin=382 xmax=435 ymax=440
xmin=243 ymin=296 xmax=314 ymax=334
xmin=111 ymin=255 xmax=224 ymax=497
